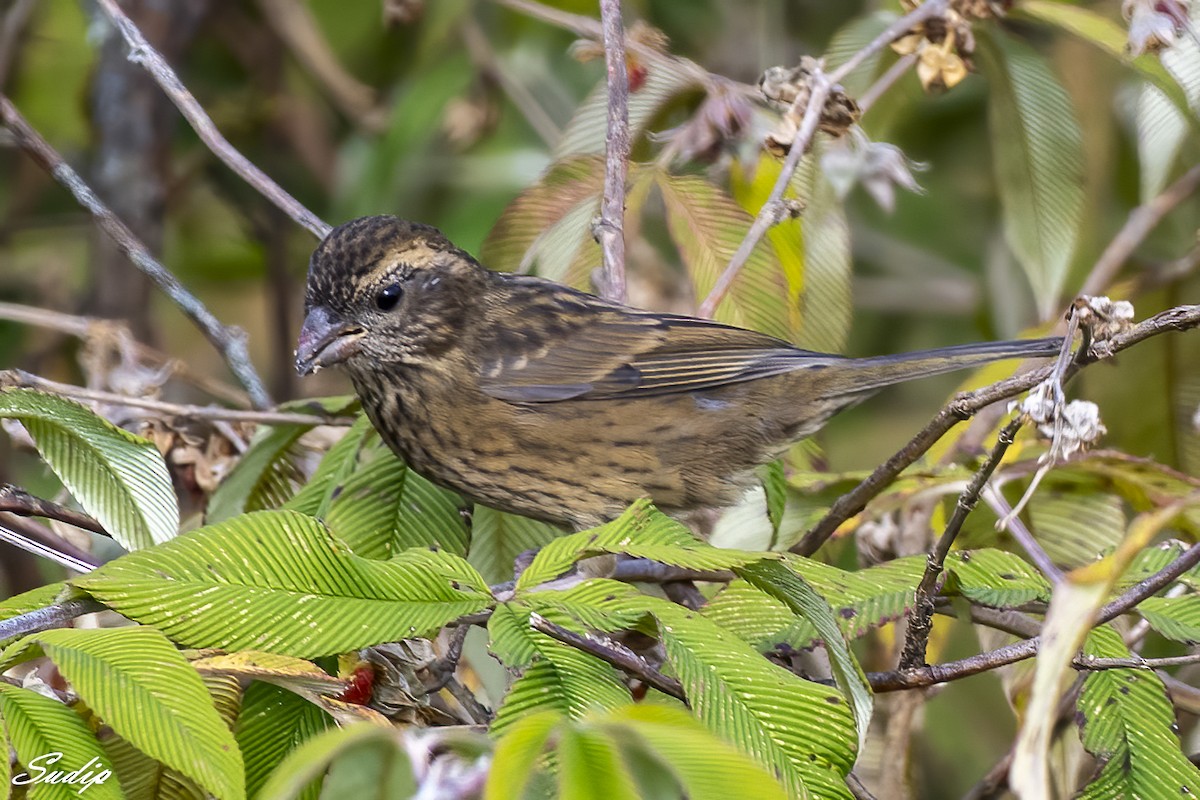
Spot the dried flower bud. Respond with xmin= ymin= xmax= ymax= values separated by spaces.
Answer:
xmin=1038 ymin=400 xmax=1106 ymax=459
xmin=656 ymin=83 xmax=753 ymax=163
xmin=1075 ymin=295 xmax=1136 ymax=340
xmin=1123 ymin=0 xmax=1191 ymax=55
xmin=821 ymin=132 xmax=925 ymax=212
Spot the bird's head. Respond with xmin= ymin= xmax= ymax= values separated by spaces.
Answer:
xmin=296 ymin=216 xmax=487 ymax=376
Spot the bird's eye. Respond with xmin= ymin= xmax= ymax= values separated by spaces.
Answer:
xmin=375 ymin=283 xmax=403 ymax=311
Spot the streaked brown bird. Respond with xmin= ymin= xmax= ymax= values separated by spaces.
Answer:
xmin=296 ymin=215 xmax=1060 ymax=531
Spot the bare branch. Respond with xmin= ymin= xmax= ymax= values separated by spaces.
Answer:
xmin=793 ymin=303 xmax=1200 ymax=556
xmin=899 ymin=417 xmax=1022 ymax=669
xmin=0 ymin=518 xmax=98 ymax=574
xmin=0 ymin=598 xmax=106 ymax=642
xmin=1074 ymin=652 xmax=1200 ymax=671
xmin=529 ymin=613 xmax=687 ymax=701
xmin=0 ymin=484 xmax=109 ymax=537
xmin=2 ymin=370 xmax=355 ymax=427
xmin=1081 ymin=163 xmax=1200 ymax=296
xmin=0 ymin=96 xmax=273 ymax=409
xmin=91 ymin=0 xmax=331 ymax=240
xmin=594 ymin=0 xmax=630 ymax=303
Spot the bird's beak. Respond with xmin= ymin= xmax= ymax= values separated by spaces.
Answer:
xmin=295 ymin=306 xmax=365 ymax=376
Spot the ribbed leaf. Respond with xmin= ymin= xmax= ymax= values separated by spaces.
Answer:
xmin=823 ymin=11 xmax=896 ymax=97
xmin=1017 ymin=0 xmax=1195 ymax=121
xmin=468 ymin=505 xmax=565 ymax=584
xmin=320 ymin=435 xmax=470 ymax=559
xmin=737 ymin=561 xmax=873 ymax=752
xmin=523 ymin=579 xmax=649 ymax=638
xmin=485 ymin=710 xmax=560 ymax=800
xmin=1 ymin=627 xmax=242 ymax=800
xmin=516 ymin=500 xmax=770 ymax=590
xmin=557 ymin=726 xmax=641 ymax=800
xmin=1029 ymin=491 xmax=1126 ymax=569
xmin=604 ymin=705 xmax=792 ymax=800
xmin=0 ymin=682 xmax=124 ymax=800
xmin=98 ymin=728 xmax=204 ymax=800
xmin=491 ymin=603 xmax=631 ymax=737
xmin=481 ymin=156 xmax=606 ymax=286
xmin=69 ymin=510 xmax=492 ymax=657
xmin=207 ymin=396 xmax=357 ymax=524
xmin=1136 ymin=595 xmax=1200 ymax=643
xmin=555 ymin=65 xmax=700 ymax=159
xmin=658 ymin=173 xmax=794 ymax=341
xmin=789 ymin=152 xmax=854 ymax=353
xmin=943 ymin=549 xmax=1052 ymax=608
xmin=1116 ymin=540 xmax=1200 ymax=591
xmin=648 ymin=599 xmax=856 ymax=798
xmin=977 ymin=31 xmax=1084 ymax=319
xmin=255 ymin=723 xmax=414 ymax=800
xmin=285 ymin=415 xmax=374 ymax=518
xmin=1076 ymin=626 xmax=1200 ymax=797
xmin=0 ymin=388 xmax=178 ymax=550
xmin=236 ymin=681 xmax=330 ymax=800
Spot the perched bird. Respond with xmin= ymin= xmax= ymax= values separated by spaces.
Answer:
xmin=296 ymin=215 xmax=1060 ymax=531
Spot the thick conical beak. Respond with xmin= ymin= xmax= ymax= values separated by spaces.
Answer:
xmin=295 ymin=307 xmax=364 ymax=376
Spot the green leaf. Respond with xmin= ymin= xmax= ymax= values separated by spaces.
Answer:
xmin=481 ymin=156 xmax=606 ymax=287
xmin=255 ymin=724 xmax=415 ymax=800
xmin=737 ymin=561 xmax=873 ymax=752
xmin=1076 ymin=627 xmax=1200 ymax=798
xmin=1136 ymin=595 xmax=1200 ymax=643
xmin=285 ymin=415 xmax=375 ymax=519
xmin=658 ymin=173 xmax=795 ymax=341
xmin=555 ymin=65 xmax=701 ymax=159
xmin=789 ymin=151 xmax=854 ymax=353
xmin=516 ymin=500 xmax=770 ymax=590
xmin=0 ymin=388 xmax=178 ymax=550
xmin=0 ymin=682 xmax=124 ymax=800
xmin=490 ymin=607 xmax=631 ymax=737
xmin=1 ymin=627 xmax=242 ymax=800
xmin=468 ymin=505 xmax=565 ymax=584
xmin=320 ymin=435 xmax=470 ymax=559
xmin=207 ymin=396 xmax=358 ymax=524
xmin=1017 ymin=0 xmax=1196 ymax=123
xmin=977 ymin=30 xmax=1085 ymax=319
xmin=70 ymin=510 xmax=492 ymax=657
xmin=943 ymin=549 xmax=1052 ymax=608
xmin=485 ymin=710 xmax=559 ymax=800
xmin=1028 ymin=491 xmax=1126 ymax=570
xmin=557 ymin=726 xmax=641 ymax=800
xmin=236 ymin=681 xmax=331 ymax=800
xmin=759 ymin=461 xmax=788 ymax=548
xmin=604 ymin=705 xmax=792 ymax=800
xmin=648 ymin=599 xmax=856 ymax=798
xmin=0 ymin=583 xmax=73 ymax=648
xmin=823 ymin=11 xmax=897 ymax=97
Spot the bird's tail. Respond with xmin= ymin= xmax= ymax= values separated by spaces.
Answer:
xmin=821 ymin=336 xmax=1063 ymax=397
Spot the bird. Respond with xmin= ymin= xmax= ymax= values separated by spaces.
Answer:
xmin=296 ymin=215 xmax=1061 ymax=532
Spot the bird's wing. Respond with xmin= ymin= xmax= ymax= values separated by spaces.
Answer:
xmin=477 ymin=304 xmax=843 ymax=403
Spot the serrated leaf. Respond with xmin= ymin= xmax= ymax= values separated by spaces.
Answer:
xmin=516 ymin=500 xmax=770 ymax=590
xmin=1 ymin=627 xmax=242 ymax=800
xmin=1028 ymin=491 xmax=1126 ymax=570
xmin=320 ymin=435 xmax=470 ymax=559
xmin=481 ymin=156 xmax=606 ymax=286
xmin=237 ymin=681 xmax=331 ymax=800
xmin=0 ymin=682 xmax=124 ymax=800
xmin=1136 ymin=595 xmax=1200 ymax=643
xmin=943 ymin=549 xmax=1052 ymax=608
xmin=69 ymin=510 xmax=492 ymax=657
xmin=647 ymin=599 xmax=856 ymax=798
xmin=1076 ymin=626 xmax=1200 ymax=798
xmin=658 ymin=173 xmax=794 ymax=341
xmin=255 ymin=722 xmax=414 ymax=800
xmin=468 ymin=505 xmax=566 ymax=584
xmin=977 ymin=30 xmax=1084 ymax=319
xmin=490 ymin=603 xmax=631 ymax=738
xmin=0 ymin=388 xmax=178 ymax=550
xmin=285 ymin=415 xmax=376 ymax=519
xmin=1017 ymin=0 xmax=1196 ymax=123
xmin=555 ymin=65 xmax=700 ymax=159
xmin=737 ymin=561 xmax=873 ymax=753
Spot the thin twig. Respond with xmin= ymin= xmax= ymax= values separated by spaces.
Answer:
xmin=1081 ymin=163 xmax=1200 ymax=296
xmin=459 ymin=18 xmax=560 ymax=147
xmin=858 ymin=52 xmax=918 ymax=112
xmin=793 ymin=303 xmax=1200 ymax=556
xmin=594 ymin=0 xmax=630 ymax=303
xmin=91 ymin=0 xmax=331 ymax=240
xmin=869 ymin=541 xmax=1200 ymax=692
xmin=2 ymin=370 xmax=356 ymax=427
xmin=0 ymin=484 xmax=109 ymax=537
xmin=530 ymin=613 xmax=687 ymax=701
xmin=899 ymin=417 xmax=1023 ymax=670
xmin=1074 ymin=652 xmax=1200 ymax=671
xmin=426 ymin=626 xmax=471 ymax=694
xmin=982 ymin=486 xmax=1062 ymax=582
xmin=0 ymin=599 xmax=107 ymax=642
xmin=444 ymin=675 xmax=492 ymax=724
xmin=0 ymin=0 xmax=36 ymax=92
xmin=0 ymin=519 xmax=97 ymax=574
xmin=828 ymin=0 xmax=947 ymax=85
xmin=0 ymin=96 xmax=273 ymax=409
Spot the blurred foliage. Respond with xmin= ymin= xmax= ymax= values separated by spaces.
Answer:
xmin=2 ymin=0 xmax=1200 ymax=798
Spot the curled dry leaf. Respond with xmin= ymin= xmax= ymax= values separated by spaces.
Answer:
xmin=657 ymin=81 xmax=753 ymax=163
